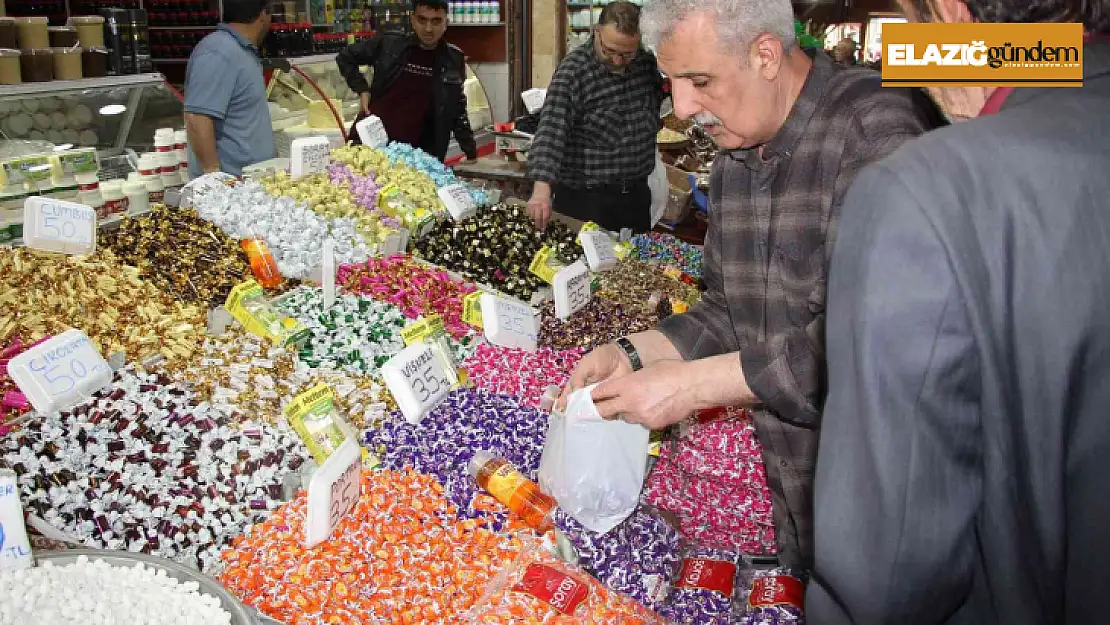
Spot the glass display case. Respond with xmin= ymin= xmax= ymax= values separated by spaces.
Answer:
xmin=0 ymin=73 xmax=184 ymax=156
xmin=266 ymin=53 xmax=493 ymax=159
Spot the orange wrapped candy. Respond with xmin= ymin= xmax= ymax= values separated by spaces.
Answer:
xmin=465 ymin=545 xmax=670 ymax=624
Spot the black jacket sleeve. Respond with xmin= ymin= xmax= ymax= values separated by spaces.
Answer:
xmin=336 ymin=35 xmax=382 ymax=95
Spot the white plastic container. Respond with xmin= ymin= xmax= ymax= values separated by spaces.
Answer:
xmin=0 ymin=469 xmax=33 ymax=571
xmin=124 ymin=172 xmax=148 ymax=215
xmin=74 ymin=170 xmax=103 ymax=217
xmin=137 ymin=152 xmax=165 ymax=204
xmin=154 ymin=127 xmax=179 ymax=188
xmin=99 ymin=178 xmax=127 ymax=218
xmin=174 ymin=128 xmax=189 ymax=184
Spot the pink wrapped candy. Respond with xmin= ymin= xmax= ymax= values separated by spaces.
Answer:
xmin=462 ymin=344 xmax=584 ymax=409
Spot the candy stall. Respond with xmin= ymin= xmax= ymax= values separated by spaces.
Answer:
xmin=0 ymin=138 xmax=805 ymax=625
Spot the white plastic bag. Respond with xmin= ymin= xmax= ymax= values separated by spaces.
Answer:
xmin=648 ymin=151 xmax=668 ymax=227
xmin=538 ymin=384 xmax=651 ymax=534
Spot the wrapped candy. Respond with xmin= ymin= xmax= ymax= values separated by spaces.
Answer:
xmin=382 ymin=141 xmax=489 ymax=205
xmin=659 ymin=544 xmax=746 ymax=625
xmin=462 ymin=343 xmax=584 ymax=408
xmin=630 ymin=232 xmax=704 ymax=280
xmin=537 ymin=299 xmax=655 ymax=352
xmin=261 ymin=171 xmax=385 ymax=244
xmin=739 ymin=568 xmax=806 ymax=625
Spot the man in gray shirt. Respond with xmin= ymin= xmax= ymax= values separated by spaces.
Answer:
xmin=184 ymin=0 xmax=275 ymax=177
xmin=808 ymin=0 xmax=1110 ymax=622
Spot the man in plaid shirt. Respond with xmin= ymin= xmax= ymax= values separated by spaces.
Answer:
xmin=526 ymin=1 xmax=665 ymax=232
xmin=560 ymin=0 xmax=935 ymax=570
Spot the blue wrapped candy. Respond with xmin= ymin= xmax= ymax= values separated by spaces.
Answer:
xmin=383 ymin=141 xmax=490 ymax=206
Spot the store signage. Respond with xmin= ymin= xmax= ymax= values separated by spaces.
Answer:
xmin=481 ymin=292 xmax=538 ymax=351
xmin=304 ymin=437 xmax=362 ymax=548
xmin=6 ymin=329 xmax=113 ymax=414
xmin=437 ymin=184 xmax=478 ymax=222
xmin=579 ymin=230 xmax=618 ymax=272
xmin=355 ymin=115 xmax=389 ymax=149
xmin=22 ymin=197 xmax=96 ymax=255
xmin=381 ymin=342 xmax=452 ymax=424
xmin=553 ymin=260 xmax=591 ymax=320
xmin=290 ymin=136 xmax=332 ymax=179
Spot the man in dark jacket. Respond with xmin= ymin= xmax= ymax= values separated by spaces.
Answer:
xmin=335 ymin=0 xmax=477 ymax=161
xmin=808 ymin=0 xmax=1110 ymax=622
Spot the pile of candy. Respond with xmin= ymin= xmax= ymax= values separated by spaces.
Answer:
xmin=1 ymin=556 xmax=234 ymax=625
xmin=644 ymin=407 xmax=777 ymax=554
xmin=337 ymin=255 xmax=479 ymax=339
xmin=364 ymin=389 xmax=549 ymax=527
xmin=382 ymin=141 xmax=489 ymax=205
xmin=462 ymin=343 xmax=583 ymax=408
xmin=219 ymin=470 xmax=526 ymax=624
xmin=739 ymin=568 xmax=807 ymax=625
xmin=0 ymin=248 xmax=206 ymax=368
xmin=101 ymin=205 xmax=253 ymax=307
xmin=261 ymin=171 xmax=384 ymax=244
xmin=192 ymin=180 xmax=375 ymax=280
xmin=414 ymin=203 xmax=582 ymax=299
xmin=537 ymin=299 xmax=655 ymax=351
xmin=631 ymin=232 xmax=704 ymax=279
xmin=0 ymin=337 xmax=37 ymax=431
xmin=0 ymin=369 xmax=309 ymax=572
xmin=332 ymin=144 xmax=444 ymax=222
xmin=327 ymin=162 xmax=390 ymax=226
xmin=595 ymin=258 xmax=701 ymax=315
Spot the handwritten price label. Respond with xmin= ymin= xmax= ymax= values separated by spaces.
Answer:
xmin=382 ymin=342 xmax=453 ymax=424
xmin=438 ymin=184 xmax=478 ymax=222
xmin=579 ymin=230 xmax=618 ymax=272
xmin=354 ymin=115 xmax=389 ymax=149
xmin=305 ymin=438 xmax=362 ymax=548
xmin=290 ymin=136 xmax=332 ymax=179
xmin=22 ymin=197 xmax=97 ymax=255
xmin=481 ymin=292 xmax=538 ymax=350
xmin=553 ymin=260 xmax=592 ymax=320
xmin=6 ymin=329 xmax=113 ymax=414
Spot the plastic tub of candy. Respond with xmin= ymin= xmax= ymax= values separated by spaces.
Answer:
xmin=34 ymin=549 xmax=260 ymax=625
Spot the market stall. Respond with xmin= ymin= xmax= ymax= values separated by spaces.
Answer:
xmin=0 ymin=137 xmax=804 ymax=625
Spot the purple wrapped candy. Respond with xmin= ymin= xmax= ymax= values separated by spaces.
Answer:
xmin=362 ymin=388 xmax=549 ymax=528
xmin=739 ymin=568 xmax=806 ymax=625
xmin=658 ymin=544 xmax=745 ymax=625
xmin=553 ymin=505 xmax=683 ymax=612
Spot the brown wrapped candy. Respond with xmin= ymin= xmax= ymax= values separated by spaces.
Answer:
xmin=595 ymin=258 xmax=701 ymax=316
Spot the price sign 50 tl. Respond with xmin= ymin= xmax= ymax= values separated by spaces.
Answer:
xmin=6 ymin=329 xmax=113 ymax=414
xmin=23 ymin=197 xmax=97 ymax=256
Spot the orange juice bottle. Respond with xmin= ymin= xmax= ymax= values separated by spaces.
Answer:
xmin=468 ymin=450 xmax=555 ymax=532
xmin=241 ymin=238 xmax=282 ymax=289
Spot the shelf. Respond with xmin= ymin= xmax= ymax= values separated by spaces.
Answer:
xmin=152 ymin=58 xmax=190 ymax=63
xmin=149 ymin=25 xmax=217 ymax=30
xmin=452 ymin=22 xmax=505 ymax=26
xmin=0 ymin=73 xmax=167 ymax=97
xmin=570 ymin=26 xmax=593 ymax=31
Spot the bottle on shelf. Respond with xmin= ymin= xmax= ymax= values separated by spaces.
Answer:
xmin=468 ymin=450 xmax=556 ymax=532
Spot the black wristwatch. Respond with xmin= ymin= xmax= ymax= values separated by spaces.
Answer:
xmin=615 ymin=337 xmax=643 ymax=371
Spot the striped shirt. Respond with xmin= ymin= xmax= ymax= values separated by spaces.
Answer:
xmin=527 ymin=39 xmax=664 ymax=187
xmin=657 ymin=51 xmax=934 ymax=570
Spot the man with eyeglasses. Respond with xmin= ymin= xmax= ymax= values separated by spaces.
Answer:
xmin=526 ymin=1 xmax=665 ymax=232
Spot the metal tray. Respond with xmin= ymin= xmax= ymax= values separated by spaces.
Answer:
xmin=34 ymin=549 xmax=260 ymax=625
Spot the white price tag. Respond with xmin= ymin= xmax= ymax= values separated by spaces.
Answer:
xmin=481 ymin=292 xmax=538 ymax=351
xmin=580 ymin=230 xmax=618 ymax=272
xmin=304 ymin=438 xmax=362 ymax=548
xmin=21 ymin=197 xmax=96 ymax=255
xmin=181 ymin=172 xmax=236 ymax=208
xmin=381 ymin=342 xmax=452 ymax=424
xmin=553 ymin=260 xmax=592 ymax=320
xmin=437 ymin=184 xmax=478 ymax=221
xmin=354 ymin=115 xmax=390 ymax=149
xmin=322 ymin=238 xmax=336 ymax=310
xmin=6 ymin=329 xmax=113 ymax=414
xmin=290 ymin=136 xmax=332 ymax=179
xmin=382 ymin=228 xmax=410 ymax=255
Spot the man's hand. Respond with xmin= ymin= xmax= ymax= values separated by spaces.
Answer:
xmin=590 ymin=360 xmax=698 ymax=429
xmin=360 ymin=92 xmax=371 ymax=115
xmin=527 ymin=181 xmax=553 ymax=230
xmin=556 ymin=343 xmax=632 ymax=411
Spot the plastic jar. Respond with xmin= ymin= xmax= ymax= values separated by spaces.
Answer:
xmin=99 ymin=179 xmax=128 ymax=218
xmin=81 ymin=47 xmax=108 ymax=78
xmin=0 ymin=49 xmax=20 ymax=85
xmin=69 ymin=16 xmax=106 ymax=49
xmin=154 ymin=127 xmax=179 ymax=187
xmin=75 ymin=171 xmax=103 ymax=216
xmin=19 ymin=48 xmax=53 ymax=82
xmin=0 ymin=18 xmax=18 ymax=49
xmin=123 ymin=172 xmax=149 ymax=215
xmin=173 ymin=128 xmax=188 ymax=182
xmin=52 ymin=47 xmax=82 ymax=80
xmin=137 ymin=152 xmax=165 ymax=203
xmin=48 ymin=27 xmax=78 ymax=48
xmin=15 ymin=17 xmax=49 ymax=50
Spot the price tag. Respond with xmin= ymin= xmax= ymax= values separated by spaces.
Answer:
xmin=381 ymin=342 xmax=452 ymax=424
xmin=481 ymin=292 xmax=538 ymax=350
xmin=290 ymin=136 xmax=332 ymax=179
xmin=304 ymin=437 xmax=361 ymax=548
xmin=322 ymin=238 xmax=336 ymax=310
xmin=579 ymin=230 xmax=618 ymax=272
xmin=6 ymin=329 xmax=113 ymax=414
xmin=553 ymin=260 xmax=592 ymax=320
xmin=181 ymin=172 xmax=236 ymax=208
xmin=437 ymin=184 xmax=478 ymax=222
xmin=462 ymin=291 xmax=484 ymax=328
xmin=529 ymin=246 xmax=562 ymax=285
xmin=382 ymin=228 xmax=410 ymax=255
xmin=354 ymin=115 xmax=389 ymax=149
xmin=21 ymin=197 xmax=97 ymax=256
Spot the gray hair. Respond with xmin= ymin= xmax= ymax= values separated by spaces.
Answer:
xmin=641 ymin=0 xmax=796 ymax=55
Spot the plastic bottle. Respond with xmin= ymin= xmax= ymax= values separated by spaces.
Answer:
xmin=173 ymin=129 xmax=189 ymax=184
xmin=137 ymin=152 xmax=165 ymax=204
xmin=74 ymin=171 xmax=103 ymax=217
xmin=468 ymin=450 xmax=555 ymax=532
xmin=153 ymin=127 xmax=179 ymax=189
xmin=123 ymin=172 xmax=149 ymax=215
xmin=99 ymin=179 xmax=128 ymax=217
xmin=241 ymin=238 xmax=283 ymax=288
xmin=492 ymin=0 xmax=500 ymax=22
